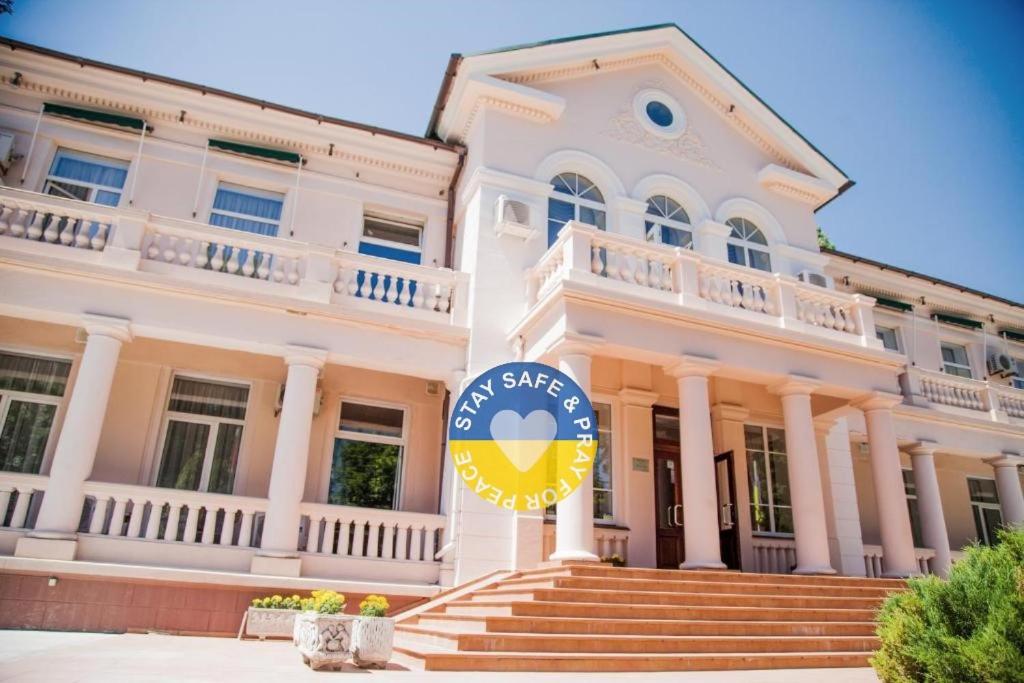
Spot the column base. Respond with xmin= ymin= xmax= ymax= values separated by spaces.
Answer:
xmin=882 ymin=569 xmax=923 ymax=579
xmin=548 ymin=550 xmax=600 ymax=563
xmin=250 ymin=555 xmax=302 ymax=578
xmin=15 ymin=536 xmax=78 ymax=561
xmin=680 ymin=560 xmax=727 ymax=570
xmin=793 ymin=565 xmax=838 ymax=576
xmin=540 ymin=558 xmax=603 ymax=568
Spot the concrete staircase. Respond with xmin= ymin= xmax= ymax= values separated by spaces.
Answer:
xmin=392 ymin=563 xmax=903 ymax=672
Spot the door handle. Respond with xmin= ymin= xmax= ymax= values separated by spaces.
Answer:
xmin=720 ymin=502 xmax=734 ymax=529
xmin=665 ymin=505 xmax=675 ymax=528
xmin=672 ymin=504 xmax=683 ymax=528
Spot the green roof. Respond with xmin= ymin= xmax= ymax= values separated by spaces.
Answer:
xmin=933 ymin=313 xmax=983 ymax=330
xmin=874 ymin=297 xmax=914 ymax=313
xmin=44 ymin=103 xmax=146 ymax=131
xmin=209 ymin=139 xmax=301 ymax=165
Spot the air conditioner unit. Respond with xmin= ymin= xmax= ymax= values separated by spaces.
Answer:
xmin=494 ymin=195 xmax=534 ymax=239
xmin=798 ymin=270 xmax=830 ymax=288
xmin=987 ymin=352 xmax=1016 ymax=377
xmin=275 ymin=383 xmax=323 ymax=417
xmin=0 ymin=132 xmax=15 ymax=176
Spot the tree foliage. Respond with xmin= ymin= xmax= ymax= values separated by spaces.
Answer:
xmin=872 ymin=528 xmax=1024 ymax=682
xmin=817 ymin=226 xmax=836 ymax=250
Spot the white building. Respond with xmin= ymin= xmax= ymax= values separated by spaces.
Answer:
xmin=0 ymin=24 xmax=1021 ymax=641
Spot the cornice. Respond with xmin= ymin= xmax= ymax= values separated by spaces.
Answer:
xmin=757 ymin=164 xmax=836 ymax=205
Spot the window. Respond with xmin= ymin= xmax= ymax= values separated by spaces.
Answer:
xmin=155 ymin=376 xmax=249 ymax=494
xmin=593 ymin=403 xmax=613 ymax=520
xmin=209 ymin=183 xmax=283 ymax=237
xmin=0 ymin=351 xmax=71 ymax=473
xmin=726 ymin=217 xmax=771 ymax=272
xmin=1013 ymin=359 xmax=1024 ymax=390
xmin=359 ymin=213 xmax=423 ymax=265
xmin=940 ymin=342 xmax=972 ymax=379
xmin=644 ymin=195 xmax=692 ymax=249
xmin=329 ymin=401 xmax=406 ymax=510
xmin=645 ymin=101 xmax=674 ymax=127
xmin=634 ymin=89 xmax=687 ymax=138
xmin=43 ymin=149 xmax=128 ymax=206
xmin=547 ymin=172 xmax=605 ymax=246
xmin=967 ymin=477 xmax=1003 ymax=545
xmin=876 ymin=326 xmax=901 ymax=352
xmin=903 ymin=469 xmax=923 ymax=547
xmin=745 ymin=424 xmax=792 ymax=535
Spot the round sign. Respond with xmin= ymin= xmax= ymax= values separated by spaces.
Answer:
xmin=448 ymin=362 xmax=598 ymax=512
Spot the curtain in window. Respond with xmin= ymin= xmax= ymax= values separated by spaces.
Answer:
xmin=0 ymin=353 xmax=71 ymax=397
xmin=168 ymin=378 xmax=248 ymax=420
xmin=0 ymin=401 xmax=57 ymax=473
xmin=156 ymin=421 xmax=209 ymax=490
xmin=210 ymin=187 xmax=282 ymax=237
xmin=51 ymin=154 xmax=128 ymax=189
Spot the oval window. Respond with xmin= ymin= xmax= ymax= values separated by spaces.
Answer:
xmin=645 ymin=100 xmax=674 ymax=128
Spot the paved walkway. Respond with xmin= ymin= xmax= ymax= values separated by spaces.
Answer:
xmin=0 ymin=630 xmax=880 ymax=682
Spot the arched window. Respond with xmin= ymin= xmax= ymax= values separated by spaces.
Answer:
xmin=547 ymin=173 xmax=606 ymax=245
xmin=726 ymin=217 xmax=771 ymax=272
xmin=644 ymin=195 xmax=692 ymax=248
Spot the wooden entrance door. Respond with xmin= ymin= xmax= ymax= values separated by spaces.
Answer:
xmin=653 ymin=445 xmax=684 ymax=568
xmin=715 ymin=451 xmax=741 ymax=570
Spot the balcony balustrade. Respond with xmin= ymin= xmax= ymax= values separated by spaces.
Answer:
xmin=0 ymin=187 xmax=468 ymax=328
xmin=902 ymin=366 xmax=1024 ymax=422
xmin=528 ymin=223 xmax=877 ymax=348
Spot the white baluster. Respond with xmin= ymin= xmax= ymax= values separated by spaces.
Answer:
xmin=411 ymin=279 xmax=425 ymax=308
xmin=88 ymin=496 xmax=110 ymax=534
xmin=309 ymin=516 xmax=324 ymax=554
xmin=74 ymin=220 xmax=92 ymax=248
xmin=286 ymin=258 xmax=299 ymax=284
xmin=238 ymin=511 xmax=254 ymax=548
xmin=366 ymin=522 xmax=381 ymax=559
xmin=43 ymin=215 xmax=61 ymax=243
xmin=210 ymin=244 xmax=226 ymax=271
xmin=91 ymin=223 xmax=109 ymax=251
xmin=162 ymin=235 xmax=179 ymax=262
xmin=177 ymin=238 xmax=193 ymax=266
xmin=226 ymin=247 xmax=241 ymax=275
xmin=183 ymin=505 xmax=200 ymax=543
xmin=10 ymin=489 xmax=32 ymax=528
xmin=730 ymin=280 xmax=743 ymax=307
xmin=385 ymin=274 xmax=398 ymax=304
xmin=109 ymin=498 xmax=128 ymax=536
xmin=591 ymin=243 xmax=603 ymax=275
xmin=371 ymin=271 xmax=385 ymax=300
xmin=241 ymin=250 xmax=255 ymax=277
xmin=256 ymin=252 xmax=271 ymax=280
xmin=0 ymin=206 xmax=13 ymax=234
xmin=164 ymin=503 xmax=182 ymax=541
xmin=195 ymin=241 xmax=210 ymax=269
xmin=352 ymin=521 xmax=367 ymax=557
xmin=398 ymin=278 xmax=412 ymax=306
xmin=27 ymin=212 xmax=45 ymax=240
xmin=381 ymin=524 xmax=395 ymax=559
xmin=200 ymin=508 xmax=217 ymax=544
xmin=10 ymin=208 xmax=28 ymax=237
xmin=219 ymin=509 xmax=236 ymax=546
xmin=144 ymin=502 xmax=162 ymax=540
xmin=410 ymin=525 xmax=424 ymax=562
xmin=126 ymin=501 xmax=145 ymax=537
xmin=272 ymin=256 xmax=285 ymax=283
xmin=395 ymin=525 xmax=410 ymax=560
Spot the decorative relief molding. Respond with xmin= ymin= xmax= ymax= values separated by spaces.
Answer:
xmin=0 ymin=76 xmax=453 ymax=184
xmin=497 ymin=51 xmax=806 ymax=174
xmin=762 ymin=181 xmax=822 ymax=204
xmin=601 ymin=81 xmax=718 ymax=170
xmin=455 ymin=95 xmax=556 ymax=144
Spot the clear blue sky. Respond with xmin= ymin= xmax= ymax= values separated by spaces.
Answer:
xmin=2 ymin=1 xmax=1021 ymax=301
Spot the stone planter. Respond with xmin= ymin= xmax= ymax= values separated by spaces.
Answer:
xmin=293 ymin=612 xmax=356 ymax=671
xmin=351 ymin=616 xmax=395 ymax=668
xmin=244 ymin=607 xmax=302 ymax=640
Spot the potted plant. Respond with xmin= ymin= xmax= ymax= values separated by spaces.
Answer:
xmin=243 ymin=594 xmax=306 ymax=640
xmin=351 ymin=594 xmax=394 ymax=669
xmin=293 ymin=590 xmax=354 ymax=671
xmin=601 ymin=554 xmax=626 ymax=567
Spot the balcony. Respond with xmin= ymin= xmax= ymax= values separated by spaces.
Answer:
xmin=901 ymin=366 xmax=1024 ymax=423
xmin=0 ymin=473 xmax=446 ymax=585
xmin=0 ymin=187 xmax=468 ymax=330
xmin=527 ymin=223 xmax=879 ymax=349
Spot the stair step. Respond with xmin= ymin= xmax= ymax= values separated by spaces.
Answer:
xmin=547 ymin=564 xmax=905 ymax=589
xmin=475 ymin=615 xmax=877 ymax=637
xmin=393 ymin=645 xmax=873 ymax=672
xmin=530 ymin=575 xmax=896 ymax=598
xmin=397 ymin=624 xmax=879 ymax=654
xmin=473 ymin=587 xmax=884 ymax=610
xmin=444 ymin=599 xmax=878 ymax=622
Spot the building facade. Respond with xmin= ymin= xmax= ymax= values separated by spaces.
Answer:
xmin=0 ymin=25 xmax=1021 ymax=632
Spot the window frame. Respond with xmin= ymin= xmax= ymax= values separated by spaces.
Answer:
xmin=208 ymin=181 xmax=285 ymax=237
xmin=725 ymin=217 xmax=772 ymax=272
xmin=875 ymin=325 xmax=902 ymax=353
xmin=359 ymin=211 xmax=424 ymax=264
xmin=745 ymin=423 xmax=793 ymax=538
xmin=940 ymin=341 xmax=973 ymax=379
xmin=644 ymin=195 xmax=693 ymax=249
xmin=42 ymin=147 xmax=130 ymax=207
xmin=547 ymin=172 xmax=607 ymax=245
xmin=152 ymin=373 xmax=252 ymax=495
xmin=1012 ymin=358 xmax=1024 ymax=390
xmin=902 ymin=468 xmax=924 ymax=547
xmin=325 ymin=396 xmax=409 ymax=511
xmin=966 ymin=476 xmax=1003 ymax=545
xmin=0 ymin=348 xmax=74 ymax=475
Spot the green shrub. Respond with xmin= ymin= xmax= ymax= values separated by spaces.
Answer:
xmin=359 ymin=594 xmax=389 ymax=617
xmin=249 ymin=590 xmax=344 ymax=613
xmin=872 ymin=528 xmax=1024 ymax=682
xmin=250 ymin=594 xmax=305 ymax=610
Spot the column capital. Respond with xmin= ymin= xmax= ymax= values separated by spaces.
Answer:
xmin=985 ymin=453 xmax=1024 ymax=469
xmin=710 ymin=402 xmax=750 ymax=423
xmin=283 ymin=344 xmax=328 ymax=370
xmin=852 ymin=390 xmax=903 ymax=412
xmin=551 ymin=332 xmax=604 ymax=358
xmin=618 ymin=387 xmax=660 ymax=408
xmin=665 ymin=355 xmax=720 ymax=379
xmin=908 ymin=441 xmax=940 ymax=458
xmin=769 ymin=375 xmax=821 ymax=397
xmin=82 ymin=314 xmax=133 ymax=343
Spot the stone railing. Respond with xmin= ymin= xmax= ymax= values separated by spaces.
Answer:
xmin=862 ymin=544 xmax=935 ymax=578
xmin=299 ymin=502 xmax=446 ymax=564
xmin=751 ymin=536 xmax=797 ymax=574
xmin=903 ymin=367 xmax=1024 ymax=422
xmin=0 ymin=187 xmax=468 ymax=329
xmin=0 ymin=188 xmax=118 ymax=252
xmin=332 ymin=250 xmax=465 ymax=323
xmin=527 ymin=223 xmax=877 ymax=348
xmin=541 ymin=523 xmax=630 ymax=565
xmin=0 ymin=472 xmax=48 ymax=531
xmin=80 ymin=481 xmax=267 ymax=549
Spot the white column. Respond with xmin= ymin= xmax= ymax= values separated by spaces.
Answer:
xmin=31 ymin=315 xmax=132 ymax=538
xmin=253 ymin=346 xmax=326 ymax=575
xmin=910 ymin=442 xmax=952 ymax=577
xmin=772 ymin=378 xmax=835 ymax=575
xmin=550 ymin=346 xmax=598 ymax=562
xmin=668 ymin=357 xmax=724 ymax=570
xmin=854 ymin=392 xmax=920 ymax=577
xmin=986 ymin=454 xmax=1024 ymax=528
